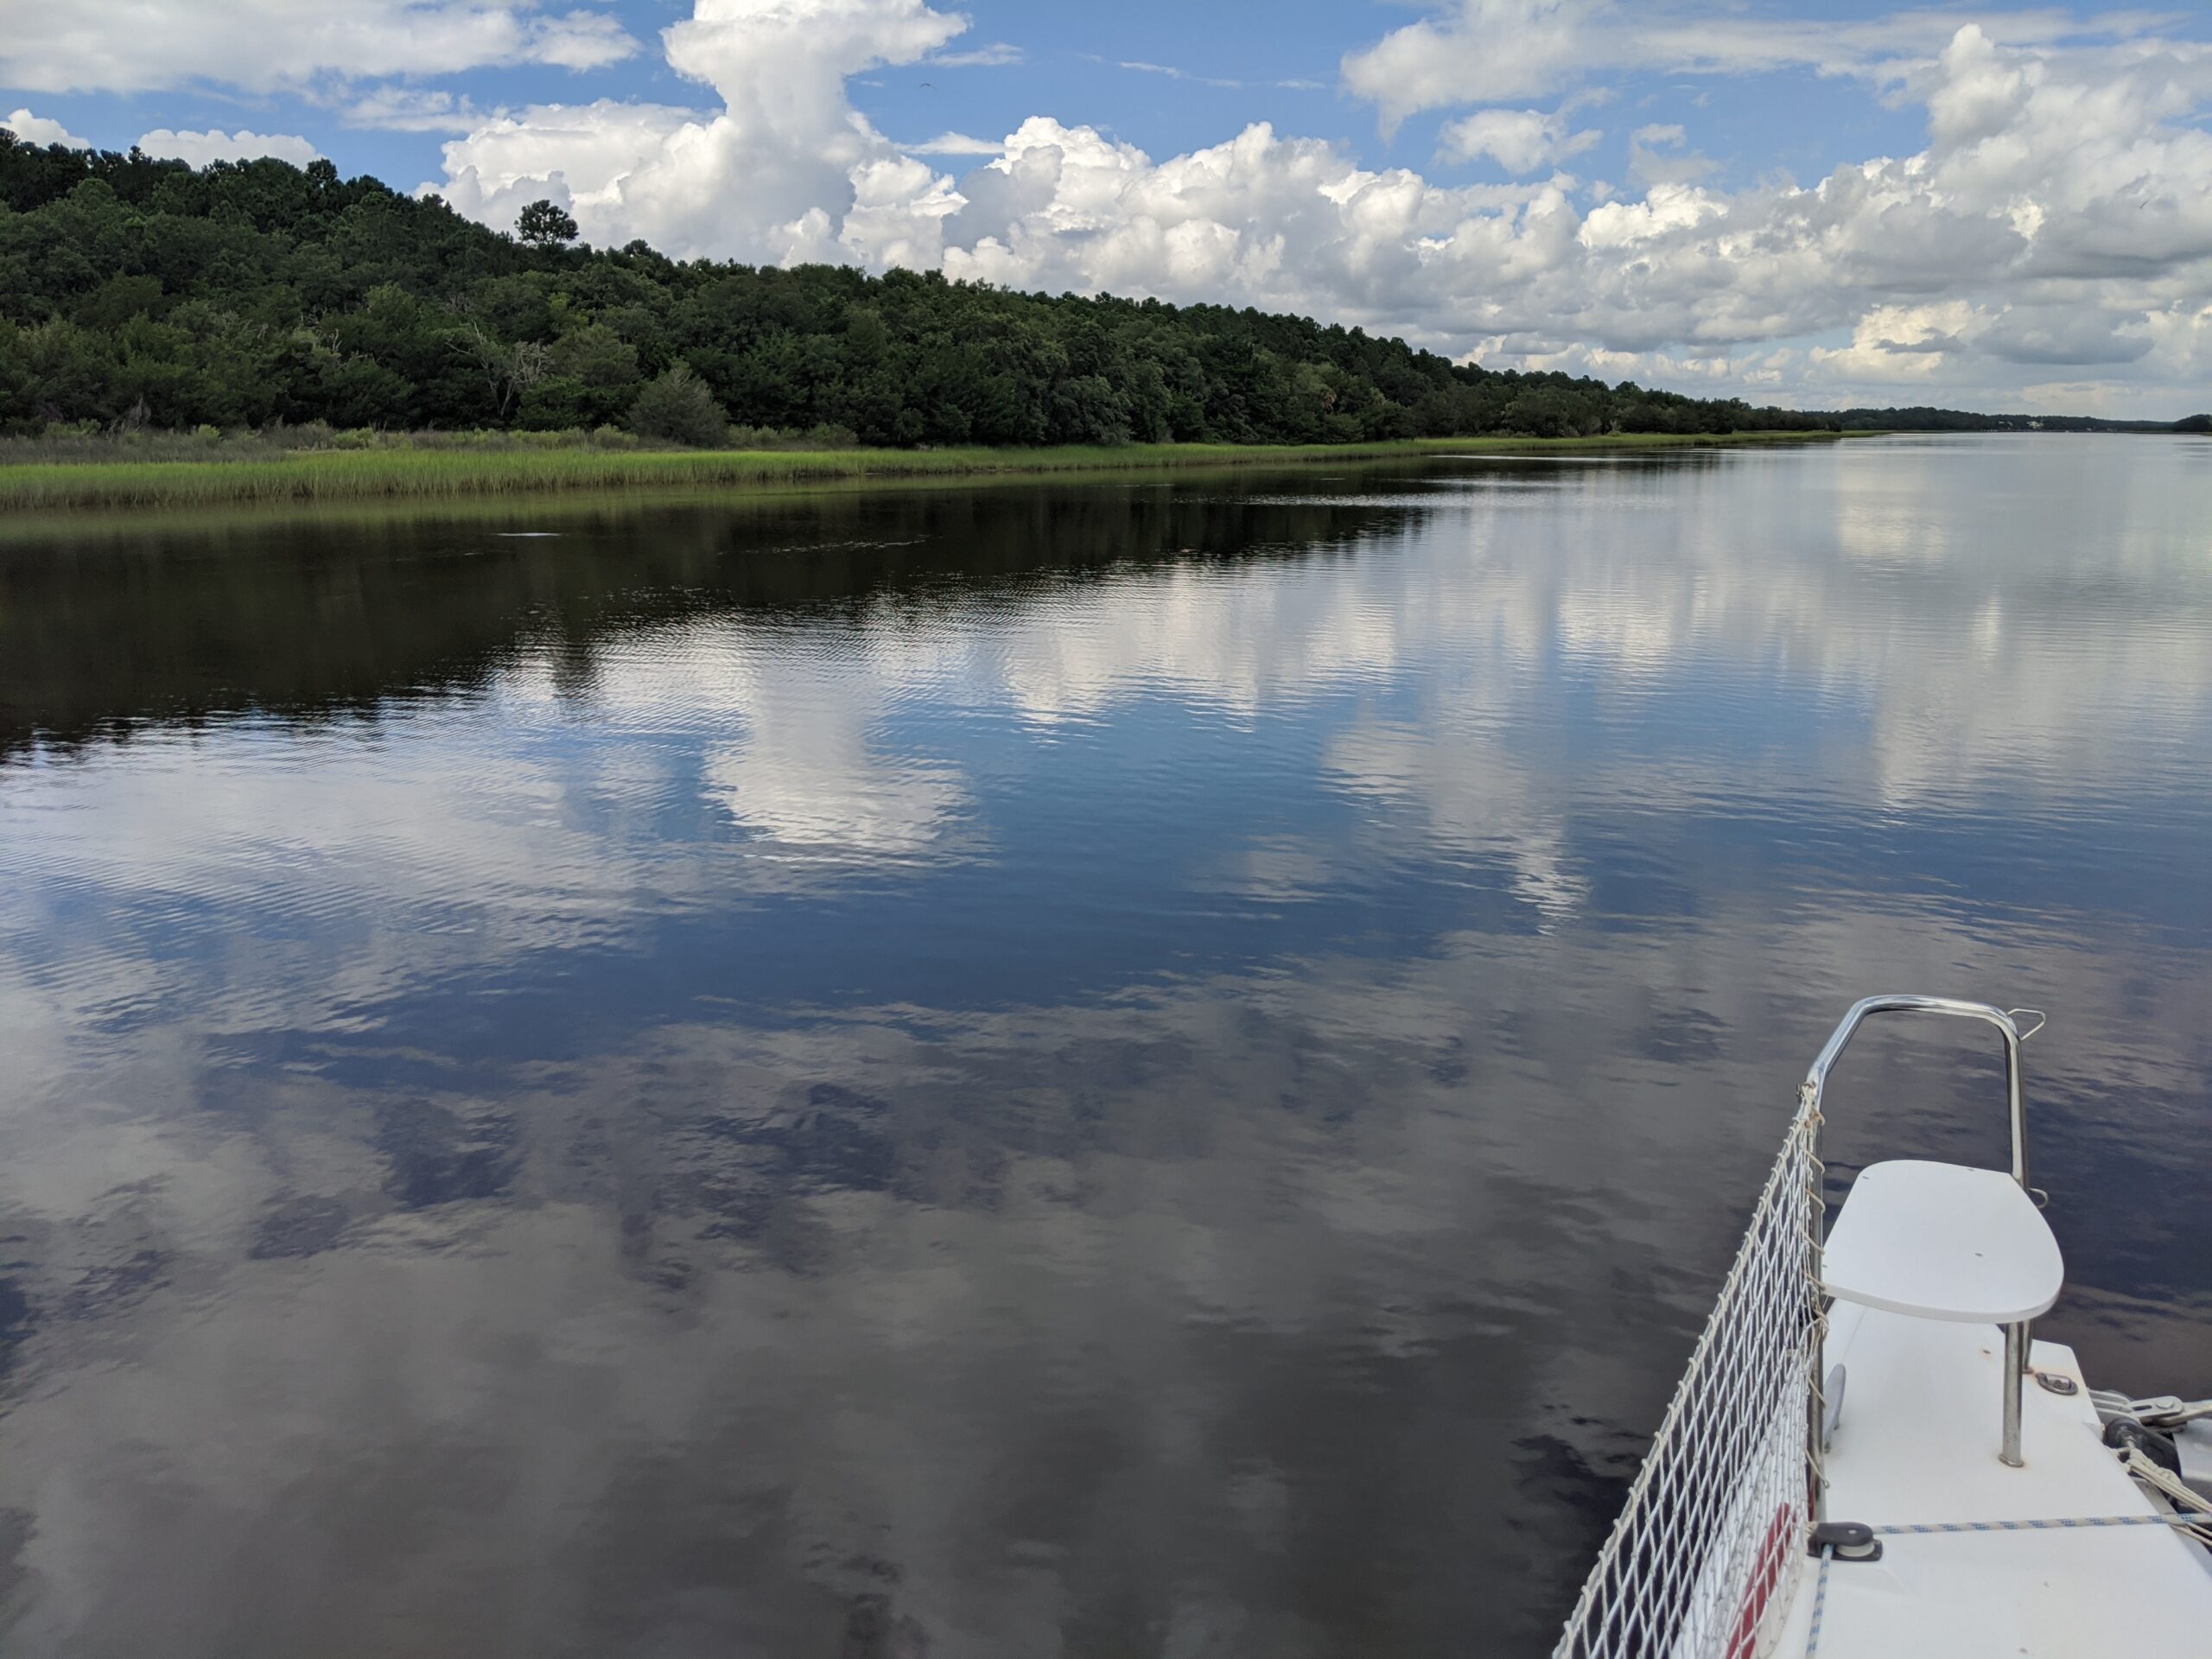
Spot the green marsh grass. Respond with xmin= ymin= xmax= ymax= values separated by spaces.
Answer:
xmin=0 ymin=430 xmax=1847 ymax=515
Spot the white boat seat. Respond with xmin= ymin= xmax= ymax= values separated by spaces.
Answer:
xmin=1820 ymin=1160 xmax=2063 ymax=1324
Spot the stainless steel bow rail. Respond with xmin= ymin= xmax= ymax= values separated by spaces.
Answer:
xmin=1797 ymin=995 xmax=2040 ymax=1496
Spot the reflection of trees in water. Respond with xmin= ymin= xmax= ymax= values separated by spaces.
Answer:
xmin=0 ymin=475 xmax=1435 ymax=754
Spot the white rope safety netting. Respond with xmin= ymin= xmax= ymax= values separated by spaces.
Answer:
xmin=1554 ymin=1096 xmax=1825 ymax=1659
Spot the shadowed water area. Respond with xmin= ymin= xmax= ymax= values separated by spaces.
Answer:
xmin=1 ymin=435 xmax=2209 ymax=1656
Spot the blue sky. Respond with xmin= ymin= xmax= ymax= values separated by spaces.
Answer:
xmin=10 ymin=3 xmax=1948 ymax=200
xmin=6 ymin=3 xmax=2210 ymax=416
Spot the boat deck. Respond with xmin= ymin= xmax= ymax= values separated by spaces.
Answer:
xmin=1772 ymin=1304 xmax=2212 ymax=1656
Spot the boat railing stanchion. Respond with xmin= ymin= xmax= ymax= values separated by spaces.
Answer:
xmin=1801 ymin=1075 xmax=1828 ymax=1529
xmin=1997 ymin=1005 xmax=2031 ymax=1467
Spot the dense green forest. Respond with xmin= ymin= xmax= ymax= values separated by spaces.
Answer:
xmin=0 ymin=131 xmax=1842 ymax=448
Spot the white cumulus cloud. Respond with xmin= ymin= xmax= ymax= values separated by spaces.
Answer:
xmin=137 ymin=127 xmax=322 ymax=168
xmin=1438 ymin=107 xmax=1602 ymax=174
xmin=3 ymin=107 xmax=89 ymax=148
xmin=436 ymin=0 xmax=963 ymax=259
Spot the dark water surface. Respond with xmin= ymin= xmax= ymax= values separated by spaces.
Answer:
xmin=2 ymin=435 xmax=2209 ymax=1656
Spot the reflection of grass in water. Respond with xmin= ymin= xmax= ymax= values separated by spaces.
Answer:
xmin=0 ymin=431 xmax=1846 ymax=518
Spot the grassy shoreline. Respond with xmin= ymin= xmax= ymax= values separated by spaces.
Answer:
xmin=0 ymin=431 xmax=1847 ymax=513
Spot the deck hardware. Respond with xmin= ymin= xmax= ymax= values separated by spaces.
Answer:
xmin=2034 ymin=1370 xmax=2079 ymax=1396
xmin=2100 ymin=1394 xmax=2212 ymax=1429
xmin=1808 ymin=1520 xmax=1883 ymax=1562
xmin=2104 ymin=1416 xmax=2183 ymax=1476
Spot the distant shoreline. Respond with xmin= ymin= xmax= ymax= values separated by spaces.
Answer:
xmin=0 ymin=430 xmax=1849 ymax=514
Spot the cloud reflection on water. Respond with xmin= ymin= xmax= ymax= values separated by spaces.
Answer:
xmin=0 ymin=436 xmax=2208 ymax=1656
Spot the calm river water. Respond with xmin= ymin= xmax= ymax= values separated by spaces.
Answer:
xmin=1 ymin=435 xmax=2209 ymax=1656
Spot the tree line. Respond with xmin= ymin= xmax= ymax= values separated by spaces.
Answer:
xmin=0 ymin=130 xmax=1848 ymax=447
xmin=1835 ymin=406 xmax=2206 ymax=435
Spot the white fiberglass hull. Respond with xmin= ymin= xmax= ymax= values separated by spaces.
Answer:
xmin=1770 ymin=1311 xmax=2212 ymax=1657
